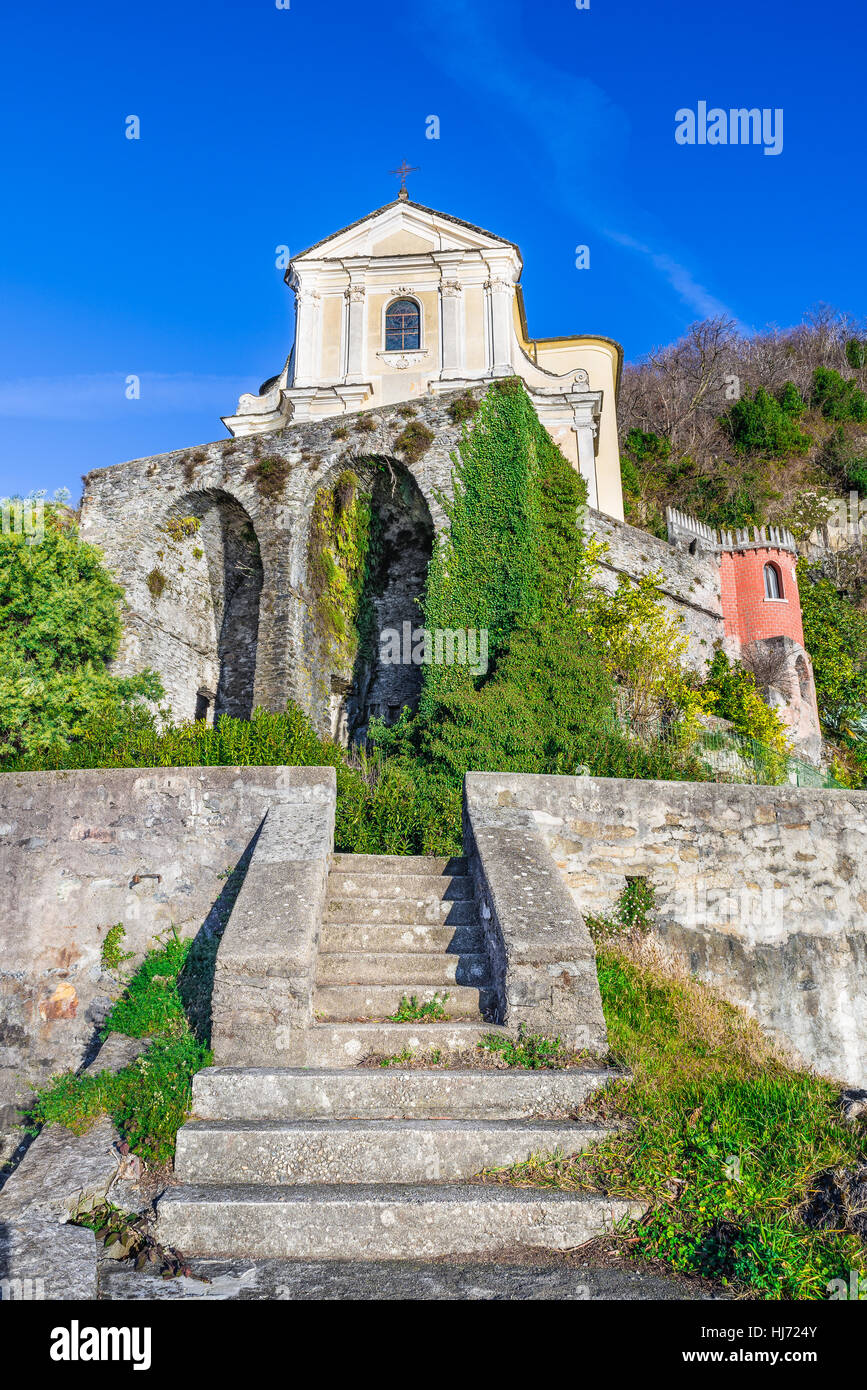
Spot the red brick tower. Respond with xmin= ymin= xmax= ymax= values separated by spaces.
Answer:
xmin=666 ymin=510 xmax=822 ymax=760
xmin=718 ymin=534 xmax=805 ymax=648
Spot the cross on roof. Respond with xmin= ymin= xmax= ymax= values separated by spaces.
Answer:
xmin=389 ymin=160 xmax=419 ymax=200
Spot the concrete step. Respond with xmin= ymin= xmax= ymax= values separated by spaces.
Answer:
xmin=315 ymin=952 xmax=490 ymax=988
xmin=332 ymin=855 xmax=468 ymax=877
xmin=99 ymin=1258 xmax=717 ymax=1302
xmin=192 ymin=1066 xmax=618 ymax=1122
xmin=320 ymin=922 xmax=484 ymax=954
xmin=314 ymin=983 xmax=496 ymax=1022
xmin=326 ymin=872 xmax=473 ymax=902
xmin=324 ymin=897 xmax=477 ymax=927
xmin=157 ymin=1183 xmax=643 ymax=1260
xmin=174 ymin=1119 xmax=611 ymax=1185
xmin=303 ymin=1022 xmax=510 ymax=1067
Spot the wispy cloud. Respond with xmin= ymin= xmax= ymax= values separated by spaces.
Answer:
xmin=0 ymin=373 xmax=244 ymax=421
xmin=414 ymin=0 xmax=740 ymax=325
xmin=606 ymin=232 xmax=748 ymax=328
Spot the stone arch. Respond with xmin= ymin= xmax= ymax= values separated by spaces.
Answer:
xmin=163 ymin=489 xmax=263 ymax=722
xmin=297 ymin=455 xmax=434 ymax=743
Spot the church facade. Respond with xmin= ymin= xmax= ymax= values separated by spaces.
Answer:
xmin=222 ymin=193 xmax=626 ymax=521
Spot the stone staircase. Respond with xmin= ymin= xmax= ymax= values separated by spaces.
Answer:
xmin=157 ymin=853 xmax=640 ymax=1261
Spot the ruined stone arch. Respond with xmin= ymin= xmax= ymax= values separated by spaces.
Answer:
xmin=162 ymin=488 xmax=263 ymax=722
xmin=294 ymin=454 xmax=434 ymax=743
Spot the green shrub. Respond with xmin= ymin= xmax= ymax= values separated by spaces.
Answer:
xmin=811 ymin=367 xmax=867 ymax=423
xmin=798 ymin=559 xmax=867 ymax=735
xmin=722 ymin=384 xmax=811 ymax=458
xmin=0 ymin=506 xmax=161 ymax=763
xmin=701 ymin=651 xmax=790 ymax=760
xmin=845 ymin=339 xmax=867 ymax=370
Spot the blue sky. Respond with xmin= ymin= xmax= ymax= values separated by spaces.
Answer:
xmin=1 ymin=0 xmax=864 ymax=500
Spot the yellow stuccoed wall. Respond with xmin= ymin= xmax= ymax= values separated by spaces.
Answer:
xmin=320 ymin=295 xmax=343 ymax=380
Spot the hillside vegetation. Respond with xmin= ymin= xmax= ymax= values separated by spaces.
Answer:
xmin=619 ymin=308 xmax=867 ymax=781
xmin=619 ymin=307 xmax=867 ymax=541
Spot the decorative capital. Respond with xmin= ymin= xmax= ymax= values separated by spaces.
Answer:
xmin=297 ymin=289 xmax=321 ymax=306
xmin=485 ymin=277 xmax=513 ymax=294
xmin=344 ymin=285 xmax=366 ymax=302
xmin=440 ymin=280 xmax=463 ymax=298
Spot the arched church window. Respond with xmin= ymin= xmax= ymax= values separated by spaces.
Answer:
xmin=764 ymin=562 xmax=783 ymax=599
xmin=385 ymin=298 xmax=420 ymax=351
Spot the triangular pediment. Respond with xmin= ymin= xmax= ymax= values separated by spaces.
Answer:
xmin=291 ymin=199 xmax=519 ymax=263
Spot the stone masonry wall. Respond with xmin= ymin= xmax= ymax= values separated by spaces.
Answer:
xmin=585 ymin=510 xmax=724 ymax=672
xmin=0 ymin=766 xmax=329 ymax=1158
xmin=80 ymin=392 xmax=469 ymax=738
xmin=463 ymin=772 xmax=867 ymax=1087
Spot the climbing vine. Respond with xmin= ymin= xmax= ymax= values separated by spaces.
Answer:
xmin=307 ymin=470 xmax=376 ymax=657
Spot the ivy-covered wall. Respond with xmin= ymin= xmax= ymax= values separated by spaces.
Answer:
xmin=80 ymin=381 xmax=743 ymax=743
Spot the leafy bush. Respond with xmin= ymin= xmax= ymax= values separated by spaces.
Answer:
xmin=701 ymin=651 xmax=791 ymax=758
xmin=722 ymin=384 xmax=811 ymax=458
xmin=811 ymin=367 xmax=867 ymax=423
xmin=585 ymin=570 xmax=702 ymax=736
xmin=818 ymin=426 xmax=867 ymax=496
xmin=0 ymin=505 xmax=162 ymax=762
xmin=100 ymin=924 xmax=133 ymax=971
xmin=797 ymin=559 xmax=867 ymax=735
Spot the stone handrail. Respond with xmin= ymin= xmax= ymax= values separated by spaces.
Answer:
xmin=210 ymin=766 xmax=336 ymax=1066
xmin=463 ymin=774 xmax=608 ymax=1053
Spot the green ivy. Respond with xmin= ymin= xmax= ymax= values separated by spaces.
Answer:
xmin=798 ymin=558 xmax=867 ymax=736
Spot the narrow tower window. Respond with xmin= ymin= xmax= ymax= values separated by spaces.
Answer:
xmin=385 ymin=298 xmax=420 ymax=351
xmin=764 ymin=562 xmax=783 ymax=599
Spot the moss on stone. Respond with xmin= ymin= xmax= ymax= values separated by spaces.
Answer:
xmin=394 ymin=420 xmax=435 ymax=464
xmin=244 ymin=454 xmax=293 ymax=500
xmin=146 ymin=568 xmax=167 ymax=600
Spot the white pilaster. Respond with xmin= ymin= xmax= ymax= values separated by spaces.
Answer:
xmin=344 ymin=284 xmax=366 ymax=383
xmin=440 ymin=280 xmax=464 ymax=379
xmin=568 ymin=395 xmax=600 ymax=509
xmin=486 ymin=276 xmax=513 ymax=377
xmin=293 ymin=289 xmax=322 ymax=388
